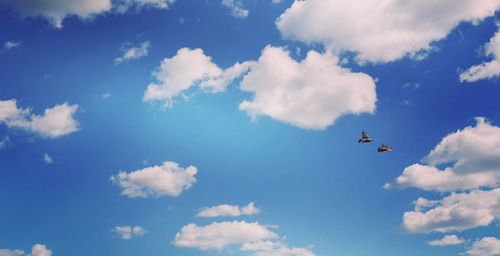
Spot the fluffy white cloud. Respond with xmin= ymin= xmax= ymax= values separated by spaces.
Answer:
xmin=467 ymin=237 xmax=500 ymax=256
xmin=241 ymin=240 xmax=315 ymax=256
xmin=2 ymin=0 xmax=175 ymax=28
xmin=143 ymin=48 xmax=253 ymax=107
xmin=427 ymin=235 xmax=465 ymax=246
xmin=174 ymin=221 xmax=278 ymax=250
xmin=0 ymin=99 xmax=79 ymax=139
xmin=30 ymin=244 xmax=51 ymax=256
xmin=3 ymin=41 xmax=21 ymax=51
xmin=276 ymin=0 xmax=500 ymax=63
xmin=113 ymin=226 xmax=148 ymax=240
xmin=0 ymin=244 xmax=52 ymax=256
xmin=111 ymin=161 xmax=197 ymax=198
xmin=385 ymin=117 xmax=500 ymax=192
xmin=460 ymin=27 xmax=500 ymax=82
xmin=114 ymin=41 xmax=150 ymax=64
xmin=402 ymin=188 xmax=500 ymax=233
xmin=221 ymin=0 xmax=249 ymax=19
xmin=197 ymin=202 xmax=260 ymax=218
xmin=239 ymin=45 xmax=376 ymax=130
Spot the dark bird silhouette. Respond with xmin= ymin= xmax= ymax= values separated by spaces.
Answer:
xmin=377 ymin=144 xmax=393 ymax=152
xmin=358 ymin=131 xmax=373 ymax=143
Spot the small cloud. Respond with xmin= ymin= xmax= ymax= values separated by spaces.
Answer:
xmin=3 ymin=41 xmax=22 ymax=51
xmin=43 ymin=153 xmax=53 ymax=164
xmin=221 ymin=0 xmax=249 ymax=19
xmin=113 ymin=226 xmax=148 ymax=240
xmin=401 ymin=99 xmax=412 ymax=106
xmin=271 ymin=0 xmax=283 ymax=4
xmin=428 ymin=235 xmax=465 ymax=246
xmin=402 ymin=82 xmax=421 ymax=90
xmin=114 ymin=41 xmax=150 ymax=64
xmin=179 ymin=17 xmax=185 ymax=24
xmin=197 ymin=202 xmax=260 ymax=218
xmin=0 ymin=136 xmax=10 ymax=149
xmin=101 ymin=92 xmax=111 ymax=99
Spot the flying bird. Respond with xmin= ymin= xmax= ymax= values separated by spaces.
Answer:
xmin=358 ymin=131 xmax=373 ymax=143
xmin=377 ymin=144 xmax=393 ymax=152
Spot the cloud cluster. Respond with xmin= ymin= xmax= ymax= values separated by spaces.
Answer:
xmin=111 ymin=161 xmax=197 ymax=198
xmin=115 ymin=41 xmax=150 ymax=64
xmin=241 ymin=240 xmax=315 ymax=256
xmin=0 ymin=99 xmax=79 ymax=138
xmin=197 ymin=202 xmax=260 ymax=218
xmin=427 ymin=235 xmax=465 ymax=247
xmin=221 ymin=0 xmax=249 ymax=19
xmin=113 ymin=226 xmax=148 ymax=240
xmin=239 ymin=46 xmax=376 ymax=130
xmin=1 ymin=0 xmax=175 ymax=28
xmin=0 ymin=244 xmax=52 ymax=256
xmin=460 ymin=27 xmax=500 ymax=82
xmin=385 ymin=117 xmax=500 ymax=191
xmin=467 ymin=237 xmax=500 ymax=256
xmin=276 ymin=0 xmax=500 ymax=63
xmin=143 ymin=48 xmax=253 ymax=107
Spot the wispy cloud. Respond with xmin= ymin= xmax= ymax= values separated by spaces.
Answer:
xmin=221 ymin=0 xmax=249 ymax=19
xmin=114 ymin=41 xmax=150 ymax=64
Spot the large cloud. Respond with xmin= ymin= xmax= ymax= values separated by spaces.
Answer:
xmin=173 ymin=221 xmax=315 ymax=255
xmin=385 ymin=117 xmax=500 ymax=192
xmin=0 ymin=99 xmax=79 ymax=138
xmin=402 ymin=188 xmax=500 ymax=233
xmin=143 ymin=48 xmax=253 ymax=107
xmin=239 ymin=45 xmax=376 ymax=130
xmin=467 ymin=237 xmax=500 ymax=256
xmin=1 ymin=0 xmax=175 ymax=28
xmin=173 ymin=221 xmax=278 ymax=250
xmin=460 ymin=27 xmax=500 ymax=82
xmin=196 ymin=202 xmax=260 ymax=218
xmin=111 ymin=161 xmax=197 ymax=198
xmin=276 ymin=0 xmax=500 ymax=63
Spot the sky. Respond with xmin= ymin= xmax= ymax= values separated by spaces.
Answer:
xmin=1 ymin=0 xmax=500 ymax=256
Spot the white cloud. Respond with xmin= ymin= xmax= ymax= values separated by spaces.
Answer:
xmin=30 ymin=244 xmax=52 ymax=256
xmin=385 ymin=117 xmax=500 ymax=192
xmin=173 ymin=221 xmax=278 ymax=250
xmin=402 ymin=188 xmax=500 ymax=233
xmin=197 ymin=202 xmax=260 ymax=218
xmin=221 ymin=0 xmax=249 ymax=19
xmin=3 ymin=0 xmax=175 ymax=28
xmin=276 ymin=0 xmax=500 ymax=63
xmin=113 ymin=226 xmax=147 ymax=240
xmin=239 ymin=45 xmax=376 ymax=130
xmin=427 ymin=235 xmax=465 ymax=246
xmin=271 ymin=0 xmax=283 ymax=4
xmin=0 ymin=99 xmax=79 ymax=139
xmin=467 ymin=237 xmax=500 ymax=256
xmin=460 ymin=27 xmax=500 ymax=82
xmin=43 ymin=154 xmax=53 ymax=164
xmin=111 ymin=161 xmax=197 ymax=198
xmin=114 ymin=41 xmax=150 ymax=64
xmin=0 ymin=244 xmax=52 ymax=256
xmin=3 ymin=41 xmax=21 ymax=50
xmin=143 ymin=48 xmax=253 ymax=107
xmin=0 ymin=249 xmax=24 ymax=256
xmin=241 ymin=240 xmax=315 ymax=256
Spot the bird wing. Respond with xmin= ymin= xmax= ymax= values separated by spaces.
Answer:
xmin=362 ymin=131 xmax=369 ymax=139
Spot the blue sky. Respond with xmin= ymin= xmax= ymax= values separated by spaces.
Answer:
xmin=1 ymin=1 xmax=500 ymax=256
